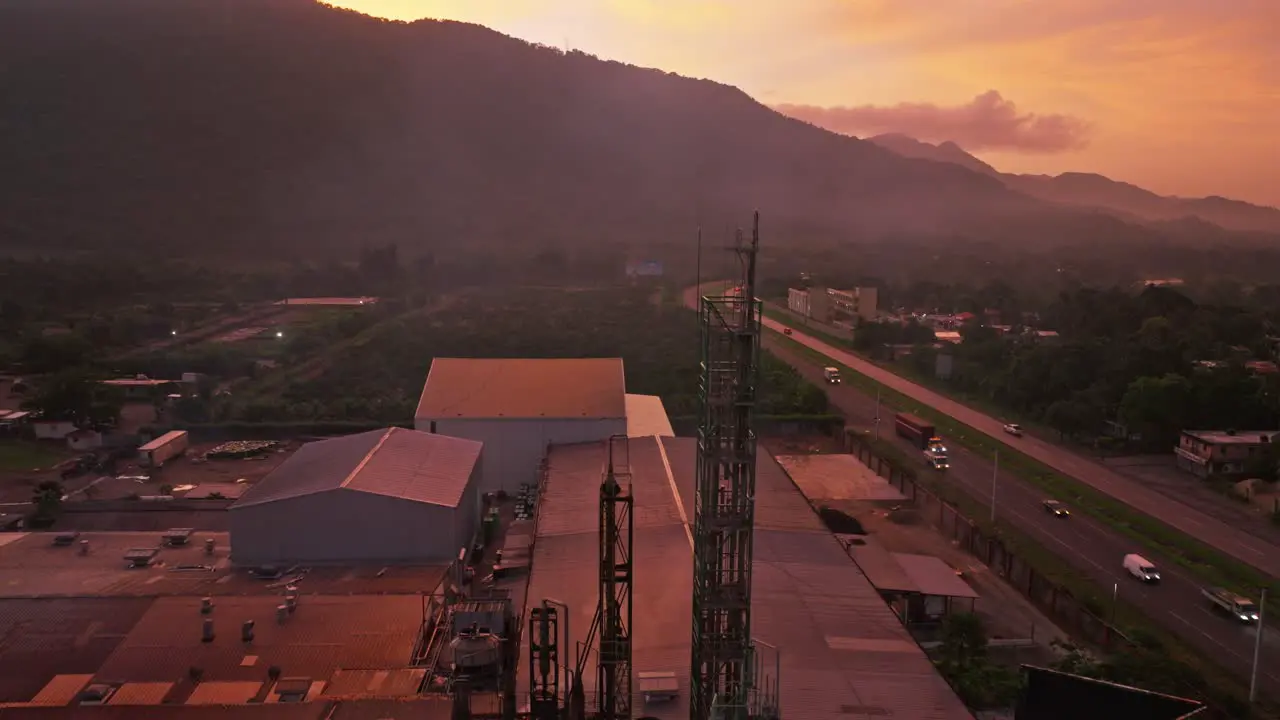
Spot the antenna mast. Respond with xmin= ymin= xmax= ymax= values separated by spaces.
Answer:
xmin=690 ymin=212 xmax=764 ymax=720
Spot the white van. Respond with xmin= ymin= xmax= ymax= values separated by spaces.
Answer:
xmin=823 ymin=367 xmax=842 ymax=384
xmin=1123 ymin=553 xmax=1160 ymax=583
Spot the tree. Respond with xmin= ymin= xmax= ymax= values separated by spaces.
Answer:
xmin=1044 ymin=398 xmax=1104 ymax=441
xmin=22 ymin=373 xmax=124 ymax=427
xmin=1118 ymin=374 xmax=1193 ymax=449
xmin=30 ymin=479 xmax=65 ymax=527
xmin=933 ymin=613 xmax=1021 ymax=710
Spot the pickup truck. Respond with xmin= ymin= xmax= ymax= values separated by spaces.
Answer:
xmin=1202 ymin=586 xmax=1260 ymax=623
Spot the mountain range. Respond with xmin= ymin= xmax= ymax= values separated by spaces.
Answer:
xmin=867 ymin=134 xmax=1280 ymax=234
xmin=0 ymin=0 xmax=1274 ymax=259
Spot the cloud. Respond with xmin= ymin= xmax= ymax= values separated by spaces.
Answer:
xmin=774 ymin=90 xmax=1091 ymax=153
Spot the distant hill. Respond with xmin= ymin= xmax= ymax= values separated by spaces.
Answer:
xmin=0 ymin=0 xmax=1261 ymax=260
xmin=867 ymin=134 xmax=999 ymax=177
xmin=865 ymin=135 xmax=1280 ymax=234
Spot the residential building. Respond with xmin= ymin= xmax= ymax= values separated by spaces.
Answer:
xmin=1174 ymin=430 xmax=1280 ymax=478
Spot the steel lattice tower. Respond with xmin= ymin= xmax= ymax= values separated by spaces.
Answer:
xmin=690 ymin=213 xmax=762 ymax=720
xmin=598 ymin=435 xmax=634 ymax=720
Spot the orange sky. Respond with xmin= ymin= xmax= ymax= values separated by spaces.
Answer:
xmin=329 ymin=1 xmax=1280 ymax=207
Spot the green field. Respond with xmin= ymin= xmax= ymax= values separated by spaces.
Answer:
xmin=0 ymin=440 xmax=67 ymax=473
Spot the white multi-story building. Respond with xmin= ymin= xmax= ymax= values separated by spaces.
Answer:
xmin=788 ymin=286 xmax=877 ymax=322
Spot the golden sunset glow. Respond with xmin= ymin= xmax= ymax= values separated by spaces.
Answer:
xmin=328 ymin=0 xmax=1280 ymax=205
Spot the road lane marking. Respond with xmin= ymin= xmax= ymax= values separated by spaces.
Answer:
xmin=768 ymin=318 xmax=1280 ymax=577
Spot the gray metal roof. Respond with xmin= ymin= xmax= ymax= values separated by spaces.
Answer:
xmin=231 ymin=428 xmax=481 ymax=510
xmin=415 ymin=358 xmax=627 ymax=419
xmin=892 ymin=553 xmax=979 ymax=599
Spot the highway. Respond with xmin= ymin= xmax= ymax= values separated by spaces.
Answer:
xmin=761 ymin=314 xmax=1280 ymax=578
xmin=763 ymin=328 xmax=1280 ymax=699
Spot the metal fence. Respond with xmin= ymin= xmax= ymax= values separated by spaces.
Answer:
xmin=842 ymin=432 xmax=1127 ymax=650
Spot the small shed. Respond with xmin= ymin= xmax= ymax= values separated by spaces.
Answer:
xmin=848 ymin=541 xmax=978 ymax=623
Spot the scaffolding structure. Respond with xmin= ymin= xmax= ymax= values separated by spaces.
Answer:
xmin=596 ymin=435 xmax=633 ymax=720
xmin=690 ymin=213 xmax=765 ymax=720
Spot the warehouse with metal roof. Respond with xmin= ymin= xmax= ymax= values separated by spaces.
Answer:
xmin=228 ymin=427 xmax=482 ymax=566
xmin=414 ymin=358 xmax=627 ymax=492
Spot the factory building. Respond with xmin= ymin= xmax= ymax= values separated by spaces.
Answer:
xmin=414 ymin=358 xmax=628 ymax=493
xmin=228 ymin=427 xmax=482 ymax=566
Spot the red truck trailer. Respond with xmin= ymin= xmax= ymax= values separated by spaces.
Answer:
xmin=895 ymin=413 xmax=936 ymax=449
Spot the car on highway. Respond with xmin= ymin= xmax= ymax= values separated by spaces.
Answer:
xmin=1003 ymin=423 xmax=1023 ymax=437
xmin=823 ymin=367 xmax=842 ymax=384
xmin=1042 ymin=499 xmax=1070 ymax=517
xmin=783 ymin=328 xmax=793 ymax=335
xmin=1123 ymin=553 xmax=1161 ymax=583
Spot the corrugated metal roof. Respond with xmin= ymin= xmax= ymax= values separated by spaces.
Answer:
xmin=0 ymin=597 xmax=154 ymax=704
xmin=848 ymin=541 xmax=919 ymax=594
xmin=535 ymin=439 xmax=970 ymax=719
xmin=774 ymin=454 xmax=906 ymax=502
xmin=0 ymin=705 xmax=328 ymax=720
xmin=752 ymin=530 xmax=974 ymax=720
xmin=624 ymin=394 xmax=675 ymax=437
xmin=891 ymin=553 xmax=979 ymax=599
xmin=231 ymin=428 xmax=480 ymax=510
xmin=95 ymin=595 xmax=425 ymax=684
xmin=415 ymin=358 xmax=626 ymax=419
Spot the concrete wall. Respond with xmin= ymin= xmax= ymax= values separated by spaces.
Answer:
xmin=416 ymin=417 xmax=625 ymax=493
xmin=229 ymin=488 xmax=461 ymax=566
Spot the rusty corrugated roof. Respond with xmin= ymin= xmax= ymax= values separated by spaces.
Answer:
xmin=95 ymin=595 xmax=425 ymax=684
xmin=415 ymin=358 xmax=626 ymax=419
xmin=231 ymin=428 xmax=480 ymax=510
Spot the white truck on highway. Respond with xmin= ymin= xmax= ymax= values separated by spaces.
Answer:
xmin=1122 ymin=553 xmax=1160 ymax=583
xmin=823 ymin=367 xmax=842 ymax=384
xmin=1202 ymin=587 xmax=1260 ymax=623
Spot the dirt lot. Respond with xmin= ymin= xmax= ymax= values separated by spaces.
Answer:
xmin=774 ymin=443 xmax=1069 ymax=667
xmin=760 ymin=434 xmax=845 ymax=456
xmin=82 ymin=440 xmax=299 ymax=501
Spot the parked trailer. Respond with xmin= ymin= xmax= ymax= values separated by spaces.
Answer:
xmin=139 ymin=430 xmax=190 ymax=468
xmin=895 ymin=413 xmax=936 ymax=449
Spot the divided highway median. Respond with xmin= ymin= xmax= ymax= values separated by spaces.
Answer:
xmin=766 ymin=325 xmax=1278 ymax=611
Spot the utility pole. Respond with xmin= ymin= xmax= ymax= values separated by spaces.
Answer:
xmin=1110 ymin=583 xmax=1118 ymax=627
xmin=1252 ymin=587 xmax=1267 ymax=704
xmin=990 ymin=450 xmax=999 ymax=524
xmin=873 ymin=389 xmax=881 ymax=440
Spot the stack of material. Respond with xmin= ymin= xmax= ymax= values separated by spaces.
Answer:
xmin=205 ymin=440 xmax=280 ymax=459
xmin=493 ymin=520 xmax=534 ymax=578
xmin=514 ymin=482 xmax=538 ymax=520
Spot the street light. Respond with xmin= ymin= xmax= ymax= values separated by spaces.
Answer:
xmin=1251 ymin=587 xmax=1267 ymax=704
xmin=873 ymin=388 xmax=881 ymax=440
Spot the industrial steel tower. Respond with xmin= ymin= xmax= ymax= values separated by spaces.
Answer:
xmin=597 ymin=435 xmax=634 ymax=720
xmin=690 ymin=212 xmax=763 ymax=720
